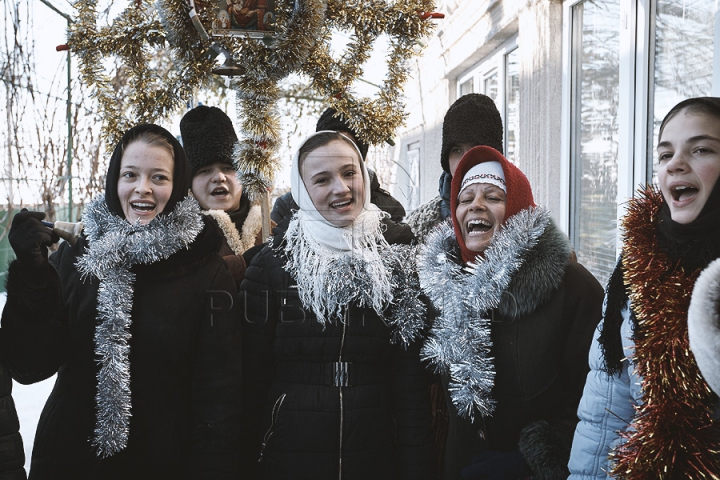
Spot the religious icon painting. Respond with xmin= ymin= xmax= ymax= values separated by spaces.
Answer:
xmin=212 ymin=0 xmax=276 ymax=38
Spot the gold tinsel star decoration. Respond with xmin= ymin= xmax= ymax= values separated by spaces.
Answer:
xmin=67 ymin=0 xmax=440 ymax=197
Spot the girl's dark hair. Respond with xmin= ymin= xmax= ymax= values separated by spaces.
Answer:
xmin=297 ymin=131 xmax=361 ymax=170
xmin=659 ymin=97 xmax=720 ymax=139
xmin=123 ymin=131 xmax=175 ymax=160
xmin=105 ymin=124 xmax=190 ymax=219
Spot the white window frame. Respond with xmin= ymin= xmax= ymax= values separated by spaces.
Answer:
xmin=559 ymin=0 xmax=636 ymax=240
xmin=561 ymin=0 xmax=720 ymax=262
xmin=456 ymin=35 xmax=519 ymax=157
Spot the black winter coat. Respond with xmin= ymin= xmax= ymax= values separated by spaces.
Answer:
xmin=1 ymin=219 xmax=242 ymax=480
xmin=240 ymin=218 xmax=435 ymax=480
xmin=420 ymin=215 xmax=603 ymax=480
xmin=0 ymin=331 xmax=26 ymax=480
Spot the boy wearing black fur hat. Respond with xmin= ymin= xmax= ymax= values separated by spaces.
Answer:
xmin=181 ymin=105 xmax=265 ymax=288
xmin=270 ymin=107 xmax=406 ymax=224
xmin=405 ymin=94 xmax=504 ymax=243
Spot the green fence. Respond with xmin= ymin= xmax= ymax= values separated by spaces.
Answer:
xmin=0 ymin=206 xmax=74 ymax=293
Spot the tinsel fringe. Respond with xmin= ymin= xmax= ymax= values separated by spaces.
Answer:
xmin=419 ymin=208 xmax=551 ymax=420
xmin=76 ymin=195 xmax=204 ymax=458
xmin=610 ymin=187 xmax=720 ymax=479
xmin=281 ymin=215 xmax=425 ymax=348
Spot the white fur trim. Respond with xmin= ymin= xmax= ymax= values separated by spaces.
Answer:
xmin=688 ymin=258 xmax=720 ymax=395
xmin=206 ymin=205 xmax=262 ymax=256
xmin=241 ymin=205 xmax=263 ymax=250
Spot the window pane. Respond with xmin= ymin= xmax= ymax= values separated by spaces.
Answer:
xmin=460 ymin=79 xmax=474 ymax=96
xmin=505 ymin=48 xmax=519 ymax=164
xmin=570 ymin=0 xmax=621 ymax=286
xmin=484 ymin=72 xmax=498 ymax=101
xmin=404 ymin=143 xmax=421 ymax=211
xmin=650 ymin=0 xmax=716 ymax=179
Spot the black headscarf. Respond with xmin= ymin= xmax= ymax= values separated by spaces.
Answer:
xmin=104 ymin=124 xmax=190 ymax=219
xmin=656 ymin=97 xmax=720 ymax=271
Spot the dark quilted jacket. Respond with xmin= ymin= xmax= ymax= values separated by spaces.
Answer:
xmin=239 ymin=218 xmax=435 ymax=480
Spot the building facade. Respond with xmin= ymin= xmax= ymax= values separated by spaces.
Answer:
xmin=390 ymin=0 xmax=718 ymax=285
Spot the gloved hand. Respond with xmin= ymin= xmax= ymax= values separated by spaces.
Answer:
xmin=461 ymin=450 xmax=532 ymax=480
xmin=438 ymin=170 xmax=452 ymax=220
xmin=8 ymin=209 xmax=59 ymax=268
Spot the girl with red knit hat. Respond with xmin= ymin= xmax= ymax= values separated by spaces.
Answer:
xmin=418 ymin=146 xmax=603 ymax=480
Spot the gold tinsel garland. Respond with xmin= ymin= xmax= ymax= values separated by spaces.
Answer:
xmin=68 ymin=0 xmax=437 ymax=194
xmin=304 ymin=0 xmax=436 ymax=145
xmin=610 ymin=187 xmax=720 ymax=479
xmin=227 ymin=0 xmax=328 ymax=197
xmin=70 ymin=0 xmax=211 ymax=146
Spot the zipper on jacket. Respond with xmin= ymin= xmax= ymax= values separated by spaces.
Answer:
xmin=338 ymin=319 xmax=347 ymax=480
xmin=258 ymin=393 xmax=287 ymax=463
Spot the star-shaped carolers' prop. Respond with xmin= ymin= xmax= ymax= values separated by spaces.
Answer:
xmin=68 ymin=0 xmax=442 ymax=197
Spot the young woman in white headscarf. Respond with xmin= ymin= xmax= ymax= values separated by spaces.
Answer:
xmin=1 ymin=124 xmax=242 ymax=479
xmin=569 ymin=97 xmax=720 ymax=478
xmin=419 ymin=146 xmax=603 ymax=480
xmin=240 ymin=131 xmax=436 ymax=480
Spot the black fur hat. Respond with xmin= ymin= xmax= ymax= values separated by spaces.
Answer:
xmin=180 ymin=105 xmax=238 ymax=176
xmin=316 ymin=107 xmax=369 ymax=159
xmin=441 ymin=93 xmax=503 ymax=173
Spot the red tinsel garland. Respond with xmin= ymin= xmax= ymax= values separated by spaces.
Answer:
xmin=610 ymin=187 xmax=720 ymax=479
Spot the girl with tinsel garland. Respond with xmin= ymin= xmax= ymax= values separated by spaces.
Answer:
xmin=240 ymin=131 xmax=436 ymax=480
xmin=1 ymin=124 xmax=242 ymax=479
xmin=568 ymin=97 xmax=720 ymax=478
xmin=419 ymin=146 xmax=603 ymax=480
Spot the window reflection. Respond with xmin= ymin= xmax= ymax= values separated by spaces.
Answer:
xmin=484 ymin=72 xmax=498 ymax=102
xmin=650 ymin=0 xmax=715 ymax=180
xmin=506 ymin=49 xmax=519 ymax=164
xmin=460 ymin=78 xmax=474 ymax=96
xmin=570 ymin=0 xmax=620 ymax=286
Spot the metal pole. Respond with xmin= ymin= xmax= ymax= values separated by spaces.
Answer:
xmin=39 ymin=0 xmax=73 ymax=221
xmin=66 ymin=42 xmax=73 ymax=222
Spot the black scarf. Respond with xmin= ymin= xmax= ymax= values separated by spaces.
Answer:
xmin=104 ymin=124 xmax=190 ymax=219
xmin=228 ymin=192 xmax=251 ymax=232
xmin=656 ymin=176 xmax=720 ymax=272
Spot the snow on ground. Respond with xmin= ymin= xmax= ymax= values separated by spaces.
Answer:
xmin=1 ymin=292 xmax=56 ymax=473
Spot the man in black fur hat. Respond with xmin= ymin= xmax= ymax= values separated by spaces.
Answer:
xmin=405 ymin=93 xmax=504 ymax=243
xmin=181 ymin=105 xmax=265 ymax=288
xmin=270 ymin=107 xmax=406 ymax=224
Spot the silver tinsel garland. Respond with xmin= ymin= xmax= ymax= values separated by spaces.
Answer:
xmin=281 ymin=216 xmax=426 ymax=348
xmin=75 ymin=195 xmax=204 ymax=458
xmin=419 ymin=208 xmax=551 ymax=420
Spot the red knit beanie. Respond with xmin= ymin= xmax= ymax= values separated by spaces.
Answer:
xmin=450 ymin=146 xmax=535 ymax=264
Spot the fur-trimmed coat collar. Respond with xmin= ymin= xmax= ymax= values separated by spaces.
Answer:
xmin=419 ymin=207 xmax=571 ymax=419
xmin=423 ymin=209 xmax=571 ymax=319
xmin=205 ymin=204 xmax=262 ymax=256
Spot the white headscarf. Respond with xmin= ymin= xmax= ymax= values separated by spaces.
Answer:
xmin=289 ymin=130 xmax=383 ymax=252
xmin=283 ymin=131 xmax=393 ymax=323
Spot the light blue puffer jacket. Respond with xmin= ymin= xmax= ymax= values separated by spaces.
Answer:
xmin=567 ymin=300 xmax=643 ymax=479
